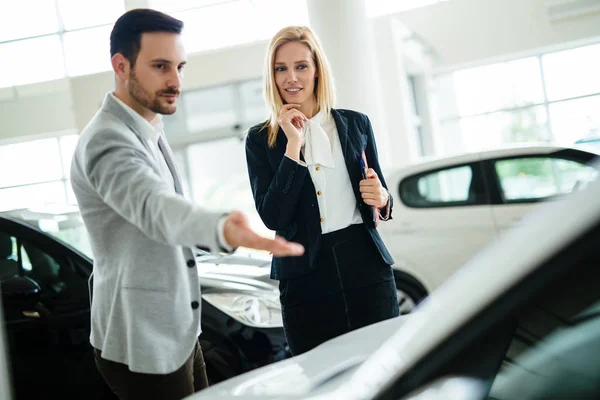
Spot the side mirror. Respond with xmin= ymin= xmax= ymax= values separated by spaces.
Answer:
xmin=1 ymin=276 xmax=42 ymax=316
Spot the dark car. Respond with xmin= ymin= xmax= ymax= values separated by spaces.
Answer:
xmin=0 ymin=206 xmax=289 ymax=399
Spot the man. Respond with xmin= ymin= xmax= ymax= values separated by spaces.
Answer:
xmin=70 ymin=8 xmax=303 ymax=400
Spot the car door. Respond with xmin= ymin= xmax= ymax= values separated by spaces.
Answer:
xmin=381 ymin=161 xmax=496 ymax=290
xmin=486 ymin=151 xmax=599 ymax=231
xmin=0 ymin=220 xmax=111 ymax=399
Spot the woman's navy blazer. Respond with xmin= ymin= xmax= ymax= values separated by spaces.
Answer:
xmin=245 ymin=109 xmax=394 ymax=280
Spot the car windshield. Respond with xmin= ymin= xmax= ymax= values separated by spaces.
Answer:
xmin=3 ymin=206 xmax=94 ymax=259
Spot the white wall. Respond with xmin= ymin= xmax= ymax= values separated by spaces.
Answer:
xmin=395 ymin=0 xmax=600 ymax=70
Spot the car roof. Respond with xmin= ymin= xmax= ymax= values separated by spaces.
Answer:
xmin=387 ymin=143 xmax=596 ymax=178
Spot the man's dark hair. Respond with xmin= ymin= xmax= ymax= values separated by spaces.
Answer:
xmin=110 ymin=8 xmax=184 ymax=68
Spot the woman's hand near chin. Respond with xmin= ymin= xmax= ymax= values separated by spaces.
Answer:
xmin=278 ymin=104 xmax=307 ymax=161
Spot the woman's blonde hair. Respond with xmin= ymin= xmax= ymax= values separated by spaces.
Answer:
xmin=263 ymin=26 xmax=335 ymax=147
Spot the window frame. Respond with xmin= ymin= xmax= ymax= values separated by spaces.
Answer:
xmin=434 ymin=41 xmax=600 ymax=155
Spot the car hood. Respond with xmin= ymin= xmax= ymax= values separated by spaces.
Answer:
xmin=197 ymin=254 xmax=277 ymax=293
xmin=186 ymin=316 xmax=409 ymax=399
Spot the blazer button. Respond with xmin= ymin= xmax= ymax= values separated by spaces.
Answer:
xmin=187 ymin=259 xmax=195 ymax=268
xmin=191 ymin=301 xmax=200 ymax=309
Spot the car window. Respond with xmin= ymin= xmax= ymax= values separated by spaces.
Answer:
xmin=400 ymin=164 xmax=486 ymax=207
xmin=494 ymin=157 xmax=598 ymax=202
xmin=18 ymin=239 xmax=88 ymax=314
xmin=1 ymin=225 xmax=89 ymax=316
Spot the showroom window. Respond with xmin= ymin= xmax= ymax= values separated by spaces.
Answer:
xmin=433 ymin=42 xmax=600 ymax=155
xmin=0 ymin=0 xmax=124 ymax=86
xmin=494 ymin=157 xmax=598 ymax=202
xmin=0 ymin=0 xmax=309 ymax=88
xmin=164 ymin=78 xmax=273 ymax=244
xmin=0 ymin=134 xmax=77 ymax=212
xmin=0 ymin=78 xmax=269 ymax=250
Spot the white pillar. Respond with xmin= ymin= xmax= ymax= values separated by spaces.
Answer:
xmin=372 ymin=16 xmax=433 ymax=168
xmin=306 ymin=0 xmax=391 ymax=168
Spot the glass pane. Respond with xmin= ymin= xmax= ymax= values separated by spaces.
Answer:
xmin=494 ymin=157 xmax=597 ymax=201
xmin=252 ymin=0 xmax=309 ymax=40
xmin=552 ymin=159 xmax=598 ymax=193
xmin=453 ymin=58 xmax=544 ymax=116
xmin=183 ymin=85 xmax=237 ymax=132
xmin=432 ymin=73 xmax=461 ymax=120
xmin=63 ymin=25 xmax=113 ymax=77
xmin=460 ymin=106 xmax=549 ymax=153
xmin=496 ymin=158 xmax=555 ymax=200
xmin=417 ymin=166 xmax=473 ymax=202
xmin=400 ymin=165 xmax=476 ymax=207
xmin=58 ymin=0 xmax=125 ymax=30
xmin=59 ymin=135 xmax=79 ymax=179
xmin=550 ymin=95 xmax=600 ymax=145
xmin=186 ymin=138 xmax=272 ymax=245
xmin=437 ymin=119 xmax=466 ymax=156
xmin=543 ymin=44 xmax=600 ymax=101
xmin=0 ymin=35 xmax=65 ymax=88
xmin=175 ymin=1 xmax=255 ymax=53
xmin=0 ymin=138 xmax=63 ymax=187
xmin=239 ymin=79 xmax=268 ymax=125
xmin=0 ymin=182 xmax=67 ymax=212
xmin=0 ymin=0 xmax=59 ymax=42
xmin=66 ymin=182 xmax=77 ymax=205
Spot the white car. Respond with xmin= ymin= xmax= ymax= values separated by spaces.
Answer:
xmin=379 ymin=144 xmax=599 ymax=310
xmin=184 ymin=159 xmax=600 ymax=400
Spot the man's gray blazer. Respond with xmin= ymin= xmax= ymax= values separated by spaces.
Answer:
xmin=71 ymin=93 xmax=225 ymax=374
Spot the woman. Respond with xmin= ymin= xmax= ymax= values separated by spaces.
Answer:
xmin=245 ymin=26 xmax=399 ymax=356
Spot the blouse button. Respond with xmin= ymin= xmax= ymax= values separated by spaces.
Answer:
xmin=315 ymin=166 xmax=321 ymax=171
xmin=320 ymin=217 xmax=325 ymax=223
xmin=317 ymin=191 xmax=322 ymax=196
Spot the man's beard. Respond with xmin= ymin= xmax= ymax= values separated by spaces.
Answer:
xmin=127 ymin=70 xmax=179 ymax=115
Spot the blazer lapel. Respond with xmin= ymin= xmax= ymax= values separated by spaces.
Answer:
xmin=332 ymin=109 xmax=368 ymax=203
xmin=157 ymin=135 xmax=184 ymax=195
